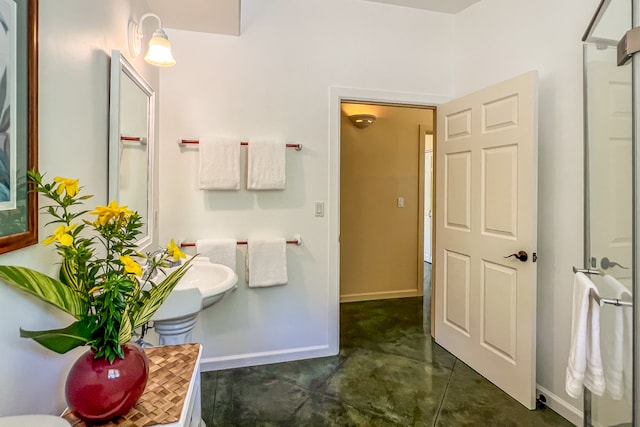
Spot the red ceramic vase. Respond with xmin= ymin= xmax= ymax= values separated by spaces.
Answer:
xmin=65 ymin=343 xmax=149 ymax=423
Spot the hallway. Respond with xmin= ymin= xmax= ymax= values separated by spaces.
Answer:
xmin=200 ymin=264 xmax=570 ymax=426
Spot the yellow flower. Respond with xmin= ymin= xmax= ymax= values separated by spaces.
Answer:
xmin=53 ymin=177 xmax=79 ymax=198
xmin=43 ymin=224 xmax=76 ymax=246
xmin=166 ymin=238 xmax=186 ymax=261
xmin=119 ymin=255 xmax=142 ymax=277
xmin=87 ymin=285 xmax=103 ymax=295
xmin=90 ymin=201 xmax=133 ymax=226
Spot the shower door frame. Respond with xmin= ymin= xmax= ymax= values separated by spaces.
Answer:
xmin=633 ymin=1 xmax=640 ymax=426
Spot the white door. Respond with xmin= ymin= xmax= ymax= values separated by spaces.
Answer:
xmin=434 ymin=71 xmax=538 ymax=409
xmin=424 ymin=150 xmax=433 ymax=263
xmin=588 ymin=59 xmax=632 ymax=283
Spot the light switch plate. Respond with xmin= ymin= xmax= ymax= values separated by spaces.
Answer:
xmin=315 ymin=201 xmax=325 ymax=217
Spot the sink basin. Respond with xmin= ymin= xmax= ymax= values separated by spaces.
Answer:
xmin=0 ymin=415 xmax=71 ymax=427
xmin=149 ymin=258 xmax=238 ymax=345
xmin=172 ymin=260 xmax=238 ymax=309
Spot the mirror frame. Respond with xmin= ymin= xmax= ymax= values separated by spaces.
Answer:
xmin=108 ymin=50 xmax=155 ymax=250
xmin=0 ymin=0 xmax=38 ymax=254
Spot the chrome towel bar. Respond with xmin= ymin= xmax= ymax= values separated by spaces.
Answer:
xmin=572 ymin=266 xmax=600 ymax=275
xmin=572 ymin=266 xmax=633 ymax=307
xmin=590 ymin=290 xmax=633 ymax=307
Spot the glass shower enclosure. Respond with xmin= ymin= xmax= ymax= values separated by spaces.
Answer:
xmin=582 ymin=0 xmax=636 ymax=425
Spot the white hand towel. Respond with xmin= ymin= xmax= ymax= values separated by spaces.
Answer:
xmin=247 ymin=140 xmax=286 ymax=190
xmin=566 ymin=272 xmax=605 ymax=398
xmin=600 ymin=275 xmax=630 ymax=399
xmin=247 ymin=238 xmax=288 ymax=287
xmin=199 ymin=137 xmax=241 ymax=190
xmin=196 ymin=238 xmax=237 ymax=272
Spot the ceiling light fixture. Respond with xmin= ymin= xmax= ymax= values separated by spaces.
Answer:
xmin=349 ymin=114 xmax=377 ymax=129
xmin=128 ymin=13 xmax=176 ymax=67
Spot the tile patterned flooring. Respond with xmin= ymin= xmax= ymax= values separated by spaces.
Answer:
xmin=200 ymin=265 xmax=572 ymax=426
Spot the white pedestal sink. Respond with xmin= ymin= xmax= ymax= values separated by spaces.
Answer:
xmin=0 ymin=416 xmax=71 ymax=427
xmin=151 ymin=258 xmax=238 ymax=345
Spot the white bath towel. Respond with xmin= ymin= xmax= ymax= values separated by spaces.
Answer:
xmin=199 ymin=137 xmax=241 ymax=190
xmin=196 ymin=238 xmax=237 ymax=272
xmin=566 ymin=272 xmax=605 ymax=398
xmin=600 ymin=275 xmax=628 ymax=399
xmin=622 ymin=282 xmax=633 ymax=399
xmin=602 ymin=275 xmax=633 ymax=399
xmin=246 ymin=238 xmax=288 ymax=287
xmin=247 ymin=140 xmax=286 ymax=190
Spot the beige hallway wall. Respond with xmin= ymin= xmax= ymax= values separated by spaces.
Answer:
xmin=340 ymin=102 xmax=434 ymax=302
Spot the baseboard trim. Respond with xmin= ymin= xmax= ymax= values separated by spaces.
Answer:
xmin=536 ymin=384 xmax=582 ymax=426
xmin=340 ymin=289 xmax=420 ymax=303
xmin=199 ymin=345 xmax=333 ymax=372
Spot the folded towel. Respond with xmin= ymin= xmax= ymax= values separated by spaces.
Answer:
xmin=247 ymin=238 xmax=288 ymax=287
xmin=247 ymin=140 xmax=286 ymax=190
xmin=196 ymin=238 xmax=237 ymax=272
xmin=566 ymin=272 xmax=605 ymax=398
xmin=600 ymin=275 xmax=629 ymax=399
xmin=602 ymin=275 xmax=633 ymax=398
xmin=199 ymin=137 xmax=241 ymax=190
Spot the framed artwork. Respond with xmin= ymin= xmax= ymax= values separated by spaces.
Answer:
xmin=0 ymin=0 xmax=37 ymax=254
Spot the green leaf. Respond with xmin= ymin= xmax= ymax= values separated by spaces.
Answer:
xmin=130 ymin=258 xmax=195 ymax=329
xmin=0 ymin=266 xmax=88 ymax=318
xmin=59 ymin=259 xmax=84 ymax=293
xmin=20 ymin=319 xmax=93 ymax=354
xmin=118 ymin=307 xmax=132 ymax=345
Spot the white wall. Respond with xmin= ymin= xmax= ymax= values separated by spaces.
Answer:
xmin=0 ymin=0 xmax=159 ymax=416
xmin=158 ymin=0 xmax=455 ymax=369
xmin=453 ymin=0 xmax=599 ymax=423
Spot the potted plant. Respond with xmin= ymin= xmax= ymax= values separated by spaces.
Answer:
xmin=0 ymin=171 xmax=193 ymax=422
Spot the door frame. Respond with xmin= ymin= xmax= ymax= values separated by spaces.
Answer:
xmin=423 ymin=143 xmax=434 ymax=264
xmin=328 ymin=87 xmax=449 ymax=352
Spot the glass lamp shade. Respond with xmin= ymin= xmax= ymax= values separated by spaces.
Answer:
xmin=349 ymin=114 xmax=376 ymax=129
xmin=144 ymin=29 xmax=176 ymax=67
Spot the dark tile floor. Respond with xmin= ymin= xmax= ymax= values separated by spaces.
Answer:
xmin=200 ymin=264 xmax=572 ymax=426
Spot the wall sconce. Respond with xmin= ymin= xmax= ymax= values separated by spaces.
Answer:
xmin=349 ymin=114 xmax=376 ymax=129
xmin=128 ymin=13 xmax=176 ymax=67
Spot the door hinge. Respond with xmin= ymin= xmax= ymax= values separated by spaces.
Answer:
xmin=532 ymin=252 xmax=537 ymax=262
xmin=618 ymin=27 xmax=640 ymax=66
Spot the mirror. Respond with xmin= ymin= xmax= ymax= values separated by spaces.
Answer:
xmin=0 ymin=0 xmax=38 ymax=254
xmin=109 ymin=50 xmax=154 ymax=248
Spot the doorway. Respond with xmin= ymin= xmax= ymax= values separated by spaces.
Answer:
xmin=339 ymin=101 xmax=434 ymax=303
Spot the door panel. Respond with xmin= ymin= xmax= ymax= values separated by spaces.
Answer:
xmin=443 ymin=249 xmax=471 ymax=335
xmin=480 ymin=260 xmax=517 ymax=362
xmin=482 ymin=145 xmax=517 ymax=238
xmin=435 ymin=71 xmax=538 ymax=409
xmin=444 ymin=151 xmax=471 ymax=231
